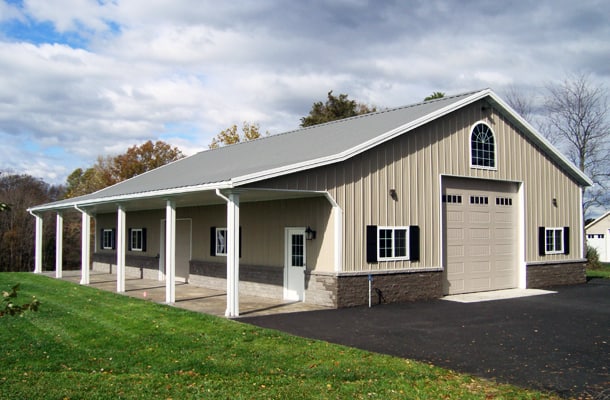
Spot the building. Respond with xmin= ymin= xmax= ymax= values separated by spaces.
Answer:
xmin=29 ymin=89 xmax=592 ymax=317
xmin=585 ymin=212 xmax=610 ymax=262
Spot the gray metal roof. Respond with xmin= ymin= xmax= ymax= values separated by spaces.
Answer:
xmin=30 ymin=89 xmax=592 ymax=212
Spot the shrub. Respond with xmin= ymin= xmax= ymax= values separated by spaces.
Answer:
xmin=586 ymin=245 xmax=602 ymax=270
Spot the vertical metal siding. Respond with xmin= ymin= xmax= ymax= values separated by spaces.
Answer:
xmin=247 ymin=100 xmax=583 ymax=272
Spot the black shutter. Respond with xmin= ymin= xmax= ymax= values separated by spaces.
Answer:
xmin=563 ymin=226 xmax=570 ymax=255
xmin=142 ymin=228 xmax=147 ymax=252
xmin=409 ymin=225 xmax=420 ymax=262
xmin=128 ymin=228 xmax=132 ymax=251
xmin=366 ymin=225 xmax=378 ymax=263
xmin=210 ymin=227 xmax=216 ymax=256
xmin=538 ymin=227 xmax=546 ymax=256
xmin=239 ymin=226 xmax=242 ymax=258
xmin=111 ymin=228 xmax=116 ymax=250
xmin=100 ymin=229 xmax=104 ymax=249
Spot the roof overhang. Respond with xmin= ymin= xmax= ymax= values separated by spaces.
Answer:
xmin=28 ymin=185 xmax=328 ymax=215
xmin=232 ymin=89 xmax=592 ymax=188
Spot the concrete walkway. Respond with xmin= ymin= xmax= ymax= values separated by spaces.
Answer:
xmin=50 ymin=270 xmax=329 ymax=317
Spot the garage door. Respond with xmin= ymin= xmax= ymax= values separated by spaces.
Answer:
xmin=443 ymin=177 xmax=518 ymax=295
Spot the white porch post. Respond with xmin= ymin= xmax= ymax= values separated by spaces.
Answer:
xmin=79 ymin=210 xmax=91 ymax=285
xmin=33 ymin=213 xmax=43 ymax=273
xmin=226 ymin=191 xmax=240 ymax=317
xmin=55 ymin=212 xmax=63 ymax=278
xmin=165 ymin=200 xmax=176 ymax=304
xmin=117 ymin=205 xmax=126 ymax=293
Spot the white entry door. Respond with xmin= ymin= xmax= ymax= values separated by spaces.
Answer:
xmin=284 ymin=228 xmax=306 ymax=301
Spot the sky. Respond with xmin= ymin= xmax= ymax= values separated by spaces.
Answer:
xmin=0 ymin=0 xmax=609 ymax=185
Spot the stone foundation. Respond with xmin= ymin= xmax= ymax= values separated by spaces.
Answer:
xmin=526 ymin=261 xmax=586 ymax=288
xmin=189 ymin=260 xmax=284 ymax=299
xmin=334 ymin=270 xmax=443 ymax=308
xmin=92 ymin=253 xmax=160 ymax=279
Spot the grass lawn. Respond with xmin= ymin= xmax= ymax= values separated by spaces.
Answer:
xmin=0 ymin=273 xmax=558 ymax=399
xmin=587 ymin=262 xmax=610 ymax=279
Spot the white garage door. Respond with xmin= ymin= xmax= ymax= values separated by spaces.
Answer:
xmin=443 ymin=178 xmax=518 ymax=295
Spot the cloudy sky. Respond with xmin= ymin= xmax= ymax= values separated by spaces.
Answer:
xmin=1 ymin=0 xmax=609 ymax=185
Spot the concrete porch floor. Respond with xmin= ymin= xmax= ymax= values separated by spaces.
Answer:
xmin=48 ymin=270 xmax=330 ymax=318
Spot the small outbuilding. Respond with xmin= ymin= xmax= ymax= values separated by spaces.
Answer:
xmin=29 ymin=89 xmax=592 ymax=316
xmin=585 ymin=212 xmax=610 ymax=262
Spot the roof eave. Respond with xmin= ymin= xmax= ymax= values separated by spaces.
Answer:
xmin=28 ymin=181 xmax=233 ymax=213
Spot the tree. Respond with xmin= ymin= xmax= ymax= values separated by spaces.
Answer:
xmin=209 ymin=122 xmax=267 ymax=149
xmin=300 ymin=91 xmax=376 ymax=127
xmin=65 ymin=140 xmax=184 ymax=198
xmin=544 ymin=73 xmax=610 ymax=216
xmin=0 ymin=173 xmax=63 ymax=272
xmin=424 ymin=92 xmax=445 ymax=101
xmin=503 ymin=85 xmax=536 ymax=122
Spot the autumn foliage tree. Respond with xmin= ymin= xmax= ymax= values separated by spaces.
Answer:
xmin=209 ymin=122 xmax=267 ymax=149
xmin=300 ymin=91 xmax=377 ymax=127
xmin=65 ymin=140 xmax=184 ymax=198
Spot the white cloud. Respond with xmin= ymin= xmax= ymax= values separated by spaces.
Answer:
xmin=0 ymin=0 xmax=608 ymax=185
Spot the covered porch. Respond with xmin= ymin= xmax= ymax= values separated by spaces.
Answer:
xmin=48 ymin=270 xmax=329 ymax=317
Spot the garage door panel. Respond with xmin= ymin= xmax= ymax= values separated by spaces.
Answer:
xmin=447 ymin=245 xmax=464 ymax=257
xmin=469 ymin=211 xmax=491 ymax=224
xmin=443 ymin=178 xmax=518 ymax=295
xmin=468 ymin=244 xmax=491 ymax=257
xmin=471 ymin=261 xmax=491 ymax=273
xmin=469 ymin=277 xmax=492 ymax=291
xmin=470 ymin=228 xmax=490 ymax=240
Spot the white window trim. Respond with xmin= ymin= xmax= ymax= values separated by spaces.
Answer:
xmin=102 ymin=229 xmax=114 ymax=250
xmin=545 ymin=227 xmax=564 ymax=255
xmin=469 ymin=121 xmax=498 ymax=171
xmin=130 ymin=228 xmax=144 ymax=252
xmin=377 ymin=226 xmax=410 ymax=261
xmin=215 ymin=227 xmax=227 ymax=256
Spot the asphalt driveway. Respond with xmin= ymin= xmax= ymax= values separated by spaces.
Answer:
xmin=239 ymin=281 xmax=609 ymax=398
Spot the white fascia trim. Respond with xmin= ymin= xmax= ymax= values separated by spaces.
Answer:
xmin=233 ymin=91 xmax=492 ymax=187
xmin=486 ymin=92 xmax=593 ymax=187
xmin=585 ymin=211 xmax=610 ymax=230
xmin=28 ymin=182 xmax=232 ymax=212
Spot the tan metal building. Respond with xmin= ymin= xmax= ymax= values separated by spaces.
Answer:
xmin=29 ymin=89 xmax=592 ymax=316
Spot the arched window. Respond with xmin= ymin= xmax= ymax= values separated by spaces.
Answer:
xmin=471 ymin=123 xmax=495 ymax=168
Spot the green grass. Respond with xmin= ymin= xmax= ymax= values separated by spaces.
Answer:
xmin=587 ymin=262 xmax=610 ymax=279
xmin=0 ymin=273 xmax=558 ymax=400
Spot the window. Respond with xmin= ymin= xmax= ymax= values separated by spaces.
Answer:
xmin=366 ymin=225 xmax=419 ymax=262
xmin=215 ymin=228 xmax=227 ymax=256
xmin=210 ymin=226 xmax=242 ymax=257
xmin=129 ymin=228 xmax=146 ymax=252
xmin=471 ymin=123 xmax=495 ymax=168
xmin=470 ymin=195 xmax=489 ymax=205
xmin=442 ymin=194 xmax=462 ymax=204
xmin=291 ymin=234 xmax=305 ymax=267
xmin=545 ymin=228 xmax=563 ymax=254
xmin=496 ymin=197 xmax=513 ymax=206
xmin=101 ymin=229 xmax=115 ymax=250
xmin=539 ymin=226 xmax=569 ymax=255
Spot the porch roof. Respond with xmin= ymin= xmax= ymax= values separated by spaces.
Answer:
xmin=29 ymin=88 xmax=592 ymax=213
